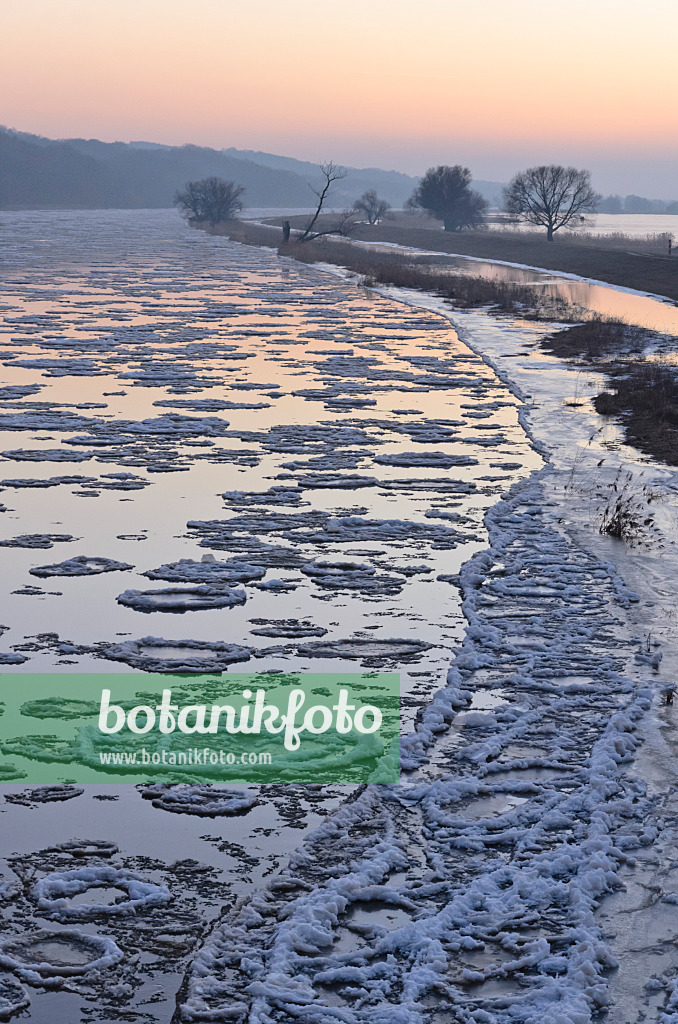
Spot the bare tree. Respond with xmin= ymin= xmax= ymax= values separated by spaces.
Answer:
xmin=174 ymin=177 xmax=245 ymax=226
xmin=296 ymin=162 xmax=355 ymax=242
xmin=352 ymin=189 xmax=391 ymax=225
xmin=503 ymin=165 xmax=600 ymax=241
xmin=409 ymin=166 xmax=487 ymax=232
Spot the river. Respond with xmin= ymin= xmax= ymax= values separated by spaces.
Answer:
xmin=0 ymin=209 xmax=677 ymax=1023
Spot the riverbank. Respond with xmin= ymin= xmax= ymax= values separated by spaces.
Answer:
xmin=203 ymin=221 xmax=580 ymax=320
xmin=215 ymin=216 xmax=678 ymax=303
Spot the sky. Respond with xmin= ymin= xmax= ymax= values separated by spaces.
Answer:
xmin=2 ymin=0 xmax=677 ymax=196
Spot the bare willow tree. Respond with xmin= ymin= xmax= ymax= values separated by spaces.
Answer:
xmin=174 ymin=177 xmax=245 ymax=226
xmin=352 ymin=189 xmax=391 ymax=225
xmin=503 ymin=165 xmax=600 ymax=241
xmin=296 ymin=162 xmax=356 ymax=242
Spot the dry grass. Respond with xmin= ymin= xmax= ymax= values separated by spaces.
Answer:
xmin=378 ymin=214 xmax=674 ymax=255
xmin=272 ymin=219 xmax=678 ymax=302
xmin=541 ymin=319 xmax=645 ymax=359
xmin=206 ymin=215 xmax=678 ymax=301
xmin=594 ymin=360 xmax=678 ymax=464
xmin=555 ymin=230 xmax=673 ymax=255
xmin=286 ymin=238 xmax=579 ymax=318
xmin=596 ymin=469 xmax=663 ymax=544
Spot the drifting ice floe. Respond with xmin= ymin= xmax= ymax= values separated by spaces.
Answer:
xmin=315 ymin=515 xmax=471 ymax=549
xmin=140 ymin=784 xmax=258 ymax=816
xmin=5 ymin=785 xmax=84 ymax=806
xmin=1 ymin=448 xmax=94 ymax=462
xmin=292 ymin=473 xmax=378 ymax=489
xmin=222 ymin=486 xmax=306 ymax=507
xmin=33 ymin=866 xmax=170 ymax=919
xmin=102 ymin=636 xmax=251 ymax=672
xmin=0 ymin=929 xmax=123 ymax=983
xmin=0 ymin=533 xmax=77 ymax=549
xmin=116 ymin=584 xmax=247 ymax=612
xmin=45 ymin=839 xmax=118 ymax=858
xmin=144 ymin=555 xmax=266 ymax=585
xmin=251 ymin=579 xmax=298 ymax=592
xmin=30 ymin=555 xmax=134 ymax=577
xmin=300 ymin=559 xmax=406 ymax=595
xmin=249 ymin=620 xmax=328 ymax=638
xmin=297 ymin=637 xmax=431 ymax=662
xmin=375 ymin=450 xmax=478 ymax=468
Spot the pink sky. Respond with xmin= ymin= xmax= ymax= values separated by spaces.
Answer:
xmin=2 ymin=0 xmax=677 ymax=195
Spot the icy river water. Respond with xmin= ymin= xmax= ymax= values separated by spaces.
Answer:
xmin=2 ymin=209 xmax=678 ymax=1024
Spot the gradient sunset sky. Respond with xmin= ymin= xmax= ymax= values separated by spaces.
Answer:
xmin=2 ymin=0 xmax=677 ymax=195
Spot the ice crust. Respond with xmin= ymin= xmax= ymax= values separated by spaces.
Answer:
xmin=0 ymin=929 xmax=123 ymax=983
xmin=102 ymin=636 xmax=252 ymax=672
xmin=33 ymin=866 xmax=171 ymax=919
xmin=116 ymin=585 xmax=247 ymax=612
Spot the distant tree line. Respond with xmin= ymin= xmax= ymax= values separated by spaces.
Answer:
xmin=598 ymin=193 xmax=678 ymax=215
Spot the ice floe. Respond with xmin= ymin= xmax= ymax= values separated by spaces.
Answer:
xmin=0 ymin=533 xmax=77 ymax=549
xmin=375 ymin=451 xmax=478 ymax=468
xmin=1 ymin=449 xmax=94 ymax=462
xmin=140 ymin=784 xmax=258 ymax=816
xmin=297 ymin=637 xmax=431 ymax=662
xmin=5 ymin=785 xmax=84 ymax=806
xmin=33 ymin=866 xmax=170 ymax=919
xmin=0 ymin=929 xmax=123 ymax=983
xmin=116 ymin=584 xmax=247 ymax=612
xmin=249 ymin=620 xmax=328 ymax=638
xmin=102 ymin=636 xmax=251 ymax=672
xmin=30 ymin=556 xmax=134 ymax=577
xmin=143 ymin=555 xmax=266 ymax=585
